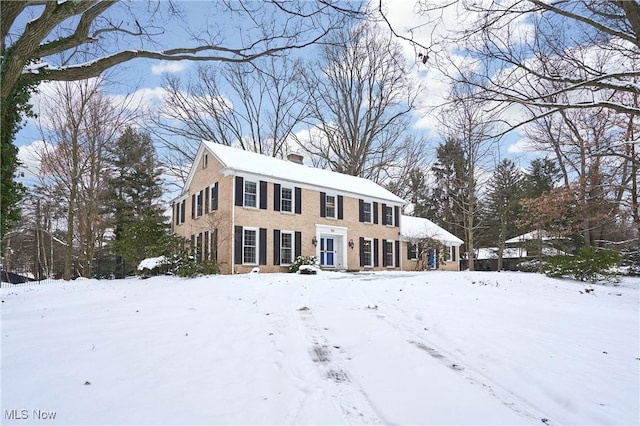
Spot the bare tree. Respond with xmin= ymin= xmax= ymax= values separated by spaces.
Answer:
xmin=1 ymin=0 xmax=363 ymax=244
xmin=437 ymin=82 xmax=499 ymax=271
xmin=298 ymin=21 xmax=422 ymax=183
xmin=415 ymin=0 xmax=640 ymax=120
xmin=150 ymin=55 xmax=310 ymax=183
xmin=37 ymin=79 xmax=135 ymax=279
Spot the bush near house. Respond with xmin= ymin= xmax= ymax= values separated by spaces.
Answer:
xmin=289 ymin=256 xmax=319 ymax=273
xmin=543 ymin=247 xmax=621 ymax=282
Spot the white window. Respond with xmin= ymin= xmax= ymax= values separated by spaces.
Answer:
xmin=384 ymin=205 xmax=394 ymax=226
xmin=281 ymin=231 xmax=294 ymax=265
xmin=175 ymin=199 xmax=186 ymax=224
xmin=243 ymin=228 xmax=258 ymax=264
xmin=409 ymin=243 xmax=418 ymax=260
xmin=196 ymin=190 xmax=203 ymax=217
xmin=325 ymin=194 xmax=336 ymax=218
xmin=362 ymin=201 xmax=372 ymax=223
xmin=203 ymin=153 xmax=208 ymax=169
xmin=363 ymin=238 xmax=373 ymax=267
xmin=281 ymin=187 xmax=293 ymax=213
xmin=385 ymin=240 xmax=395 ymax=267
xmin=244 ymin=181 xmax=257 ymax=208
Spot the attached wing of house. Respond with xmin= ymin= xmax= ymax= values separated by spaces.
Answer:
xmin=172 ymin=141 xmax=459 ymax=273
xmin=400 ymin=215 xmax=463 ymax=271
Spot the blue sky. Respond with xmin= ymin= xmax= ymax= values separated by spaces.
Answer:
xmin=13 ymin=0 xmax=541 ymax=187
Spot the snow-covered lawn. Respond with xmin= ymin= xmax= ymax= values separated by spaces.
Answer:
xmin=2 ymin=271 xmax=638 ymax=425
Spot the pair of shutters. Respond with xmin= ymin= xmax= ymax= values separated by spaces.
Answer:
xmin=319 ymin=192 xmax=344 ymax=219
xmin=380 ymin=204 xmax=400 ymax=227
xmin=234 ymin=226 xmax=267 ymax=265
xmin=234 ymin=177 xmax=267 ymax=209
xmin=381 ymin=239 xmax=401 ymax=267
xmin=273 ymin=184 xmax=302 ymax=214
xmin=358 ymin=237 xmax=379 ymax=267
xmin=358 ymin=200 xmax=379 ymax=224
xmin=272 ymin=230 xmax=302 ymax=265
xmin=204 ymin=183 xmax=219 ymax=213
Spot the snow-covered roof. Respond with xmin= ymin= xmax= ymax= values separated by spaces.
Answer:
xmin=475 ymin=247 xmax=565 ymax=260
xmin=200 ymin=141 xmax=405 ymax=204
xmin=505 ymin=230 xmax=561 ymax=243
xmin=400 ymin=215 xmax=463 ymax=246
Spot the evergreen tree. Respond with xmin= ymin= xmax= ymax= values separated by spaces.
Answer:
xmin=105 ymin=127 xmax=167 ymax=271
xmin=522 ymin=158 xmax=561 ymax=198
xmin=430 ymin=138 xmax=468 ymax=242
xmin=407 ymin=168 xmax=436 ymax=219
xmin=485 ymin=159 xmax=524 ymax=270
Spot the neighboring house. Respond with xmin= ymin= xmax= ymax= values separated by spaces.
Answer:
xmin=172 ymin=141 xmax=407 ymax=274
xmin=400 ymin=215 xmax=463 ymax=271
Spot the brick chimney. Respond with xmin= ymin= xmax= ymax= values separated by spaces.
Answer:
xmin=287 ymin=153 xmax=304 ymax=164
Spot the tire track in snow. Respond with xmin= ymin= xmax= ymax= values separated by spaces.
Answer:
xmin=353 ymin=280 xmax=555 ymax=425
xmin=293 ymin=284 xmax=385 ymax=425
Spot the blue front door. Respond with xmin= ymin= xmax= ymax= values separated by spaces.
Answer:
xmin=320 ymin=238 xmax=335 ymax=267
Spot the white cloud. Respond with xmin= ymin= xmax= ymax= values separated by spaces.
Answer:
xmin=17 ymin=140 xmax=53 ymax=183
xmin=151 ymin=61 xmax=190 ymax=75
xmin=507 ymin=137 xmax=539 ymax=154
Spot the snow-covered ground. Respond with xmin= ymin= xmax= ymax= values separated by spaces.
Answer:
xmin=2 ymin=271 xmax=638 ymax=425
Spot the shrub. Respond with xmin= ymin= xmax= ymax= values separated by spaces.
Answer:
xmin=174 ymin=259 xmax=219 ymax=277
xmin=289 ymin=256 xmax=318 ymax=273
xmin=543 ymin=247 xmax=621 ymax=282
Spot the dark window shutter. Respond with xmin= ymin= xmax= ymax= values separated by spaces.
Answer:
xmin=436 ymin=249 xmax=440 ymax=269
xmin=234 ymin=226 xmax=242 ymax=264
xmin=295 ymin=187 xmax=302 ymax=214
xmin=259 ymin=181 xmax=267 ymax=210
xmin=295 ymin=232 xmax=302 ymax=258
xmin=259 ymin=228 xmax=267 ymax=265
xmin=382 ymin=239 xmax=388 ymax=267
xmin=373 ymin=202 xmax=378 ymax=224
xmin=205 ymin=187 xmax=210 ymax=213
xmin=235 ymin=177 xmax=243 ymax=206
xmin=337 ymin=195 xmax=344 ymax=219
xmin=320 ymin=192 xmax=326 ymax=217
xmin=381 ymin=203 xmax=387 ymax=225
xmin=191 ymin=194 xmax=196 ymax=219
xmin=212 ymin=182 xmax=218 ymax=210
xmin=273 ymin=230 xmax=281 ymax=265
xmin=174 ymin=203 xmax=179 ymax=225
xmin=394 ymin=206 xmax=400 ymax=227
xmin=452 ymin=246 xmax=457 ymax=262
xmin=395 ymin=240 xmax=400 ymax=267
xmin=359 ymin=199 xmax=364 ymax=222
xmin=181 ymin=201 xmax=186 ymax=223
xmin=359 ymin=237 xmax=365 ymax=267
xmin=274 ymin=183 xmax=281 ymax=211
xmin=374 ymin=239 xmax=379 ymax=267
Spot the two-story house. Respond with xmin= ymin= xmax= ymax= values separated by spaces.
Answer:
xmin=172 ymin=141 xmax=407 ymax=274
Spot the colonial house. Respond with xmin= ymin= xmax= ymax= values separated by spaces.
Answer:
xmin=172 ymin=141 xmax=460 ymax=274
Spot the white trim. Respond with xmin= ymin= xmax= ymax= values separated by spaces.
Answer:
xmin=280 ymin=186 xmax=294 ymax=213
xmin=280 ymin=230 xmax=294 ymax=266
xmin=243 ymin=179 xmax=258 ymax=209
xmin=242 ymin=226 xmax=259 ymax=265
xmin=363 ymin=237 xmax=374 ymax=267
xmin=314 ymin=224 xmax=348 ymax=269
xmin=384 ymin=240 xmax=395 ymax=268
xmin=324 ymin=193 xmax=337 ymax=219
xmin=362 ymin=200 xmax=373 ymax=224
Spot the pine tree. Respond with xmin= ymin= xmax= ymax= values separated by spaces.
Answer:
xmin=485 ymin=159 xmax=524 ymax=270
xmin=430 ymin=138 xmax=468 ymax=244
xmin=522 ymin=158 xmax=561 ymax=199
xmin=105 ymin=127 xmax=167 ymax=272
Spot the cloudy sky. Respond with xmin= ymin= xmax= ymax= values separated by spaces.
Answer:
xmin=13 ymin=0 xmax=538 ymax=186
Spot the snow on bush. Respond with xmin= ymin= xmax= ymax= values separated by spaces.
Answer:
xmin=289 ymin=256 xmax=319 ymax=273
